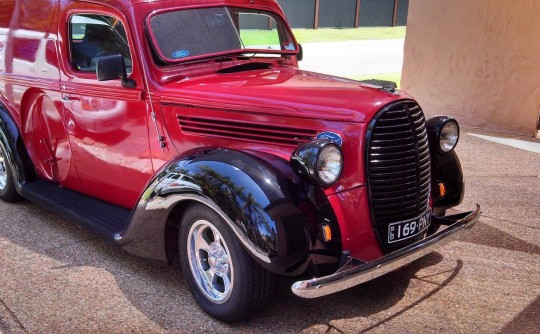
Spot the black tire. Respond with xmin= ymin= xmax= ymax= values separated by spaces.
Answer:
xmin=0 ymin=140 xmax=21 ymax=202
xmin=179 ymin=203 xmax=274 ymax=322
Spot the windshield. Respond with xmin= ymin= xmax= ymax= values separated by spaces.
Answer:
xmin=148 ymin=6 xmax=297 ymax=63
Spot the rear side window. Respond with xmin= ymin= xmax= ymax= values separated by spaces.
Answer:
xmin=69 ymin=14 xmax=132 ymax=73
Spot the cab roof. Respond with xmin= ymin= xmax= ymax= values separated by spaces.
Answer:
xmin=73 ymin=0 xmax=281 ymax=10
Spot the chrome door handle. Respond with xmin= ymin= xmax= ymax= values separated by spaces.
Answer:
xmin=62 ymin=96 xmax=80 ymax=103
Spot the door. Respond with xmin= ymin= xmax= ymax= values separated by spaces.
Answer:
xmin=59 ymin=5 xmax=153 ymax=209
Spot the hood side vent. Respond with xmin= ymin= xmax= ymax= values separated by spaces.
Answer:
xmin=177 ymin=115 xmax=318 ymax=146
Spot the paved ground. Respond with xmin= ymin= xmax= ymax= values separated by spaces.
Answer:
xmin=299 ymin=39 xmax=405 ymax=77
xmin=0 ymin=127 xmax=538 ymax=334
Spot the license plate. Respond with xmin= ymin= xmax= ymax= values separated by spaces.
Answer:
xmin=388 ymin=211 xmax=431 ymax=243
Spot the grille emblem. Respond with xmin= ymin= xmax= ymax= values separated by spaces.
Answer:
xmin=316 ymin=132 xmax=343 ymax=146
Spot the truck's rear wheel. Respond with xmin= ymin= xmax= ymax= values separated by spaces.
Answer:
xmin=0 ymin=141 xmax=21 ymax=202
xmin=179 ymin=204 xmax=273 ymax=322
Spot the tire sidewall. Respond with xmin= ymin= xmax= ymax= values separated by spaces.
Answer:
xmin=179 ymin=204 xmax=249 ymax=321
xmin=0 ymin=137 xmax=19 ymax=201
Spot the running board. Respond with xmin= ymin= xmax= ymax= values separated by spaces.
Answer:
xmin=21 ymin=180 xmax=131 ymax=243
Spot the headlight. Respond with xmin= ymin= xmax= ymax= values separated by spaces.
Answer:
xmin=316 ymin=145 xmax=343 ymax=186
xmin=439 ymin=120 xmax=459 ymax=152
xmin=426 ymin=116 xmax=460 ymax=154
xmin=291 ymin=140 xmax=344 ymax=188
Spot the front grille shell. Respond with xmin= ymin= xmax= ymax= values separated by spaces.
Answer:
xmin=366 ymin=100 xmax=431 ymax=253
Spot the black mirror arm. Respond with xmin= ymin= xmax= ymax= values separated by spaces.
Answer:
xmin=122 ymin=78 xmax=137 ymax=89
xmin=297 ymin=44 xmax=303 ymax=62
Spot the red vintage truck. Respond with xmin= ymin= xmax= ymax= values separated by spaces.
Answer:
xmin=0 ymin=0 xmax=480 ymax=322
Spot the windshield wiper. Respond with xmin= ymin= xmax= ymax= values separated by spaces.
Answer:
xmin=180 ymin=51 xmax=281 ymax=66
xmin=216 ymin=61 xmax=273 ymax=74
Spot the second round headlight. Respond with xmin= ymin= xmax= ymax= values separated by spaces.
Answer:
xmin=316 ymin=144 xmax=343 ymax=186
xmin=439 ymin=120 xmax=460 ymax=152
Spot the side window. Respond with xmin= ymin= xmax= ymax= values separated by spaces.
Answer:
xmin=238 ymin=13 xmax=281 ymax=50
xmin=69 ymin=14 xmax=132 ymax=74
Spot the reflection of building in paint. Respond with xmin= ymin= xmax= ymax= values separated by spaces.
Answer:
xmin=156 ymin=173 xmax=202 ymax=195
xmin=0 ymin=28 xmax=59 ymax=104
xmin=69 ymin=97 xmax=128 ymax=134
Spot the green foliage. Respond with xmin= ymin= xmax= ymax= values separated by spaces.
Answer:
xmin=348 ymin=73 xmax=402 ymax=88
xmin=240 ymin=27 xmax=406 ymax=46
xmin=240 ymin=30 xmax=281 ymax=47
xmin=292 ymin=27 xmax=406 ymax=43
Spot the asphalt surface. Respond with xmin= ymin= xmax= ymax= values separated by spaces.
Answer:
xmin=299 ymin=39 xmax=405 ymax=77
xmin=0 ymin=127 xmax=539 ymax=333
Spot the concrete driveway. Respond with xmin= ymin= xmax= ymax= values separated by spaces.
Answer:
xmin=0 ymin=129 xmax=538 ymax=333
xmin=299 ymin=39 xmax=405 ymax=77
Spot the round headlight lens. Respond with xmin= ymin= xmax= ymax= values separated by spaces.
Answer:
xmin=316 ymin=145 xmax=343 ymax=186
xmin=440 ymin=121 xmax=459 ymax=152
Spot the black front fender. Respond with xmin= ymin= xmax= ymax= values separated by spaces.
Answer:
xmin=426 ymin=116 xmax=465 ymax=215
xmin=430 ymin=150 xmax=464 ymax=215
xmin=117 ymin=148 xmax=317 ymax=275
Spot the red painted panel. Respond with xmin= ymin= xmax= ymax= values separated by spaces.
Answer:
xmin=62 ymin=93 xmax=153 ymax=208
xmin=328 ymin=186 xmax=384 ymax=261
xmin=57 ymin=0 xmax=153 ymax=208
xmin=13 ymin=37 xmax=39 ymax=63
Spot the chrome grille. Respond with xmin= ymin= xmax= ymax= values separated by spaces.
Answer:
xmin=366 ymin=101 xmax=431 ymax=252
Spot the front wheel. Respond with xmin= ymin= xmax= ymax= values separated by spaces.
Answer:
xmin=179 ymin=204 xmax=274 ymax=322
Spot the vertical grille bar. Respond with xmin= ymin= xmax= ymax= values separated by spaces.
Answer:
xmin=366 ymin=101 xmax=431 ymax=253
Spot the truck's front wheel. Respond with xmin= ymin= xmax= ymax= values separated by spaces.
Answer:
xmin=179 ymin=204 xmax=274 ymax=322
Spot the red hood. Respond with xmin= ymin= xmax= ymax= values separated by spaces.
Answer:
xmin=158 ymin=66 xmax=411 ymax=123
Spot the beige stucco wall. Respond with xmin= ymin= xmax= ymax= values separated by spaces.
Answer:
xmin=401 ymin=0 xmax=540 ymax=136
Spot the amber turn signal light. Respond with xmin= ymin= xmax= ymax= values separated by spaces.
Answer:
xmin=438 ymin=182 xmax=446 ymax=197
xmin=322 ymin=224 xmax=332 ymax=242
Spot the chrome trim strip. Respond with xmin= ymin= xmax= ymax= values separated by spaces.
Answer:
xmin=291 ymin=205 xmax=481 ymax=298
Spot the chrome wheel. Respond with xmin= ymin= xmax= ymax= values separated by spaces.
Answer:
xmin=0 ymin=148 xmax=7 ymax=191
xmin=187 ymin=219 xmax=234 ymax=304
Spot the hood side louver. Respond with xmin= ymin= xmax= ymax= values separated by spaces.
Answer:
xmin=177 ymin=115 xmax=318 ymax=146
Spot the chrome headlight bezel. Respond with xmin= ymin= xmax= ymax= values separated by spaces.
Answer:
xmin=315 ymin=144 xmax=343 ymax=186
xmin=291 ymin=139 xmax=344 ymax=188
xmin=439 ymin=120 xmax=460 ymax=153
xmin=426 ymin=116 xmax=460 ymax=154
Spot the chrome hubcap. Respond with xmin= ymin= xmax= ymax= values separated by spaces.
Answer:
xmin=187 ymin=220 xmax=234 ymax=303
xmin=0 ymin=149 xmax=7 ymax=190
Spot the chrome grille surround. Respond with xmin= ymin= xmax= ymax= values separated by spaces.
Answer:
xmin=366 ymin=100 xmax=431 ymax=253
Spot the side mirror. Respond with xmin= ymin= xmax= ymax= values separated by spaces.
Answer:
xmin=96 ymin=54 xmax=136 ymax=88
xmin=297 ymin=44 xmax=303 ymax=62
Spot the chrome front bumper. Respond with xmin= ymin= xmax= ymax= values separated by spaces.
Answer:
xmin=292 ymin=205 xmax=481 ymax=298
